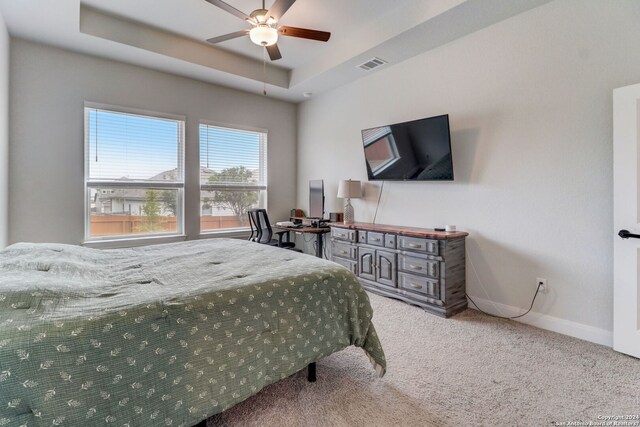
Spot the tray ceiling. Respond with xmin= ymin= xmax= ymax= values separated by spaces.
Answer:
xmin=0 ymin=0 xmax=552 ymax=102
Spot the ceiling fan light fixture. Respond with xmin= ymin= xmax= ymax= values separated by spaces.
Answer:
xmin=249 ymin=25 xmax=278 ymax=46
xmin=204 ymin=0 xmax=332 ymax=62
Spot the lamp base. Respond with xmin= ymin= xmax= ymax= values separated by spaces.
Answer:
xmin=343 ymin=199 xmax=354 ymax=224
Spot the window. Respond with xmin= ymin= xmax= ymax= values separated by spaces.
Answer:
xmin=199 ymin=123 xmax=267 ymax=232
xmin=84 ymin=105 xmax=184 ymax=241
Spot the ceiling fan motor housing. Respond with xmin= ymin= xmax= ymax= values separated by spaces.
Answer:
xmin=249 ymin=9 xmax=272 ymax=24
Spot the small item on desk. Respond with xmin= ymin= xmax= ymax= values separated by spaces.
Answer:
xmin=311 ymin=219 xmax=330 ymax=228
xmin=434 ymin=227 xmax=446 ymax=232
xmin=329 ymin=212 xmax=344 ymax=223
xmin=445 ymin=225 xmax=457 ymax=232
xmin=276 ymin=221 xmax=295 ymax=227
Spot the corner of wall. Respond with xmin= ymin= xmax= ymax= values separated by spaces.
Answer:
xmin=0 ymin=11 xmax=9 ymax=248
xmin=293 ymin=101 xmax=301 ymax=208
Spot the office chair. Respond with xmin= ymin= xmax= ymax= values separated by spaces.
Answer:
xmin=247 ymin=209 xmax=296 ymax=250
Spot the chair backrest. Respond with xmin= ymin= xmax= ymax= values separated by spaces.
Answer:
xmin=247 ymin=209 xmax=273 ymax=244
xmin=247 ymin=210 xmax=257 ymax=242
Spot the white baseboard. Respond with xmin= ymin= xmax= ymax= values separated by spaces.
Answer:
xmin=466 ymin=295 xmax=613 ymax=347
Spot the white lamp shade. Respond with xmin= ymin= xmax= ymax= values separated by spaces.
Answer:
xmin=337 ymin=180 xmax=362 ymax=199
xmin=249 ymin=25 xmax=278 ymax=46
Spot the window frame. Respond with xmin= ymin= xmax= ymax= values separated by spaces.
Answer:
xmin=83 ymin=102 xmax=186 ymax=243
xmin=198 ymin=120 xmax=268 ymax=235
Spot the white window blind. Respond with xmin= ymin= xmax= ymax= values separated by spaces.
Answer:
xmin=199 ymin=124 xmax=267 ymax=232
xmin=86 ymin=108 xmax=184 ymax=185
xmin=84 ymin=106 xmax=185 ymax=241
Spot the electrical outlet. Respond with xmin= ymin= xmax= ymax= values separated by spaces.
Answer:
xmin=536 ymin=277 xmax=548 ymax=293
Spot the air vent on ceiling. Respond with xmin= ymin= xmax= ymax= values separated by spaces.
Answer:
xmin=357 ymin=57 xmax=387 ymax=71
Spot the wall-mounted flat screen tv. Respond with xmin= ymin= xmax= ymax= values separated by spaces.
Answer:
xmin=361 ymin=114 xmax=453 ymax=181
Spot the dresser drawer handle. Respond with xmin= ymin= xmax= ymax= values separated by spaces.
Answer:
xmin=370 ymin=238 xmax=381 ymax=242
xmin=410 ymin=283 xmax=423 ymax=289
xmin=339 ymin=250 xmax=348 ymax=254
xmin=408 ymin=264 xmax=422 ymax=270
xmin=408 ymin=243 xmax=421 ymax=248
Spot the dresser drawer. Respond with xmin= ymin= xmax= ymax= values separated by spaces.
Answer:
xmin=366 ymin=231 xmax=385 ymax=247
xmin=399 ymin=254 xmax=439 ymax=278
xmin=358 ymin=231 xmax=367 ymax=243
xmin=332 ymin=256 xmax=358 ymax=275
xmin=398 ymin=273 xmax=440 ymax=299
xmin=331 ymin=228 xmax=356 ymax=242
xmin=397 ymin=236 xmax=439 ymax=255
xmin=332 ymin=241 xmax=357 ymax=260
xmin=385 ymin=234 xmax=396 ymax=249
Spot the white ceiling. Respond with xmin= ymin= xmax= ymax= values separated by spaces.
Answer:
xmin=0 ymin=0 xmax=551 ymax=102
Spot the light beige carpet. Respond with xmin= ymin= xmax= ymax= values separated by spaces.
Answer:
xmin=207 ymin=293 xmax=640 ymax=426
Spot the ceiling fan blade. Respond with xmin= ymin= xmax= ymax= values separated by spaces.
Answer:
xmin=266 ymin=44 xmax=282 ymax=61
xmin=278 ymin=26 xmax=331 ymax=42
xmin=204 ymin=0 xmax=250 ymax=21
xmin=206 ymin=30 xmax=250 ymax=44
xmin=267 ymin=0 xmax=296 ymax=20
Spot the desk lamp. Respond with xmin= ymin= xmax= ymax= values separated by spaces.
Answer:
xmin=337 ymin=179 xmax=362 ymax=224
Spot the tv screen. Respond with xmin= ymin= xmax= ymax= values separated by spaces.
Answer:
xmin=361 ymin=114 xmax=453 ymax=181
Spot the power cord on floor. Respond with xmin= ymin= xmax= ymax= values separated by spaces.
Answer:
xmin=465 ymin=247 xmax=543 ymax=319
xmin=466 ymin=283 xmax=542 ymax=320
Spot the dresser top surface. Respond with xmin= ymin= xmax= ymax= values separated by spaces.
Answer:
xmin=330 ymin=222 xmax=468 ymax=239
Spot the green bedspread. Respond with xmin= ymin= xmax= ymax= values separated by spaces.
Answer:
xmin=0 ymin=239 xmax=385 ymax=427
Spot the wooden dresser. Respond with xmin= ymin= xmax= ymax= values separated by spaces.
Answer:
xmin=330 ymin=222 xmax=468 ymax=318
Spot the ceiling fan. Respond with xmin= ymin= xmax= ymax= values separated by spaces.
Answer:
xmin=204 ymin=0 xmax=331 ymax=61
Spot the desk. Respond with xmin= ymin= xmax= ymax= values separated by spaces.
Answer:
xmin=273 ymin=225 xmax=331 ymax=258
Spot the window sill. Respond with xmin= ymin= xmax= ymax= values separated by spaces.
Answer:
xmin=83 ymin=234 xmax=187 ymax=249
xmin=82 ymin=229 xmax=253 ymax=249
xmin=199 ymin=228 xmax=251 ymax=240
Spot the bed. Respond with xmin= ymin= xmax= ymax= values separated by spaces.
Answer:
xmin=0 ymin=239 xmax=386 ymax=427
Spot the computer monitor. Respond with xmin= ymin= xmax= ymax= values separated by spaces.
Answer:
xmin=309 ymin=180 xmax=324 ymax=219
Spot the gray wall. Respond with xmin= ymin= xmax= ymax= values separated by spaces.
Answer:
xmin=0 ymin=12 xmax=8 ymax=248
xmin=296 ymin=0 xmax=640 ymax=340
xmin=9 ymin=39 xmax=297 ymax=245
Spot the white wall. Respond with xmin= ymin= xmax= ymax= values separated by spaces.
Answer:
xmin=9 ymin=39 xmax=297 ymax=245
xmin=297 ymin=0 xmax=640 ymax=341
xmin=0 ymin=11 xmax=8 ymax=248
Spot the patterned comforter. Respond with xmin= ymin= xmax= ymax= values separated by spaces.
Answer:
xmin=0 ymin=239 xmax=386 ymax=427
